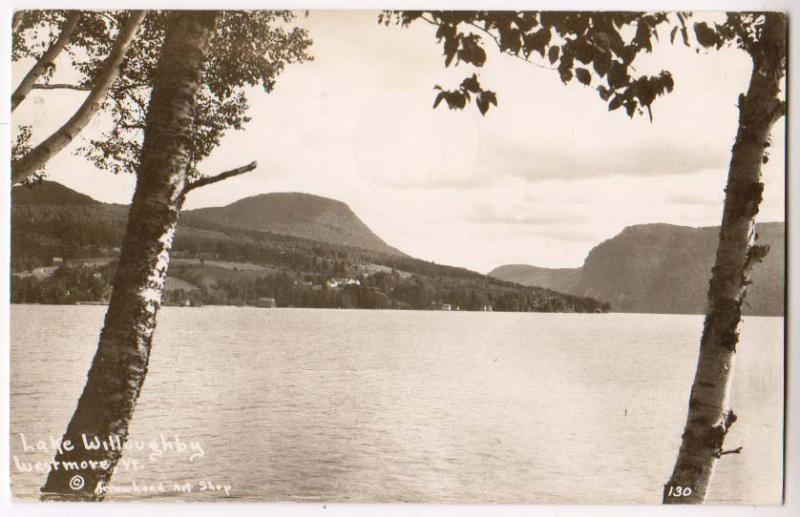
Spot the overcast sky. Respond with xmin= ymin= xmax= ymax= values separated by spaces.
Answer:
xmin=12 ymin=10 xmax=786 ymax=273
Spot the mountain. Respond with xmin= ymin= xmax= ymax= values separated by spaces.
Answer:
xmin=488 ymin=265 xmax=581 ymax=293
xmin=183 ymin=192 xmax=404 ymax=256
xmin=11 ymin=181 xmax=608 ymax=313
xmin=489 ymin=222 xmax=784 ymax=316
xmin=12 ymin=181 xmax=100 ymax=206
xmin=13 ymin=183 xmax=402 ymax=257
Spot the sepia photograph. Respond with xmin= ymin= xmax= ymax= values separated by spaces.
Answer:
xmin=3 ymin=3 xmax=792 ymax=509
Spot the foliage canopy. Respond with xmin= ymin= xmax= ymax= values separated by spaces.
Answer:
xmin=12 ymin=10 xmax=313 ymax=179
xmin=381 ymin=11 xmax=784 ymax=120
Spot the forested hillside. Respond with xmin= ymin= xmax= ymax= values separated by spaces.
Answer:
xmin=11 ymin=182 xmax=608 ymax=313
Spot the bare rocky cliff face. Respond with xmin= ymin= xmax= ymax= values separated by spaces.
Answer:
xmin=490 ymin=222 xmax=784 ymax=316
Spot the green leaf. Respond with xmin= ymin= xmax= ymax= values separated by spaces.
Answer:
xmin=575 ymin=67 xmax=591 ymax=85
xmin=444 ymin=36 xmax=458 ymax=66
xmin=574 ymin=40 xmax=593 ymax=64
xmin=633 ymin=21 xmax=652 ymax=52
xmin=620 ymin=45 xmax=637 ymax=64
xmin=524 ymin=28 xmax=551 ymax=57
xmin=476 ymin=96 xmax=489 ymax=115
xmin=693 ymin=22 xmax=718 ymax=48
xmin=433 ymin=91 xmax=447 ymax=108
xmin=608 ymin=95 xmax=624 ymax=111
xmin=453 ymin=92 xmax=467 ymax=109
xmin=484 ymin=90 xmax=497 ymax=107
xmin=607 ymin=60 xmax=628 ymax=88
xmin=460 ymin=73 xmax=480 ymax=93
xmin=637 ymin=79 xmax=656 ymax=106
xmin=662 ymin=71 xmax=674 ymax=93
xmin=435 ymin=22 xmax=456 ymax=42
xmin=592 ymin=52 xmax=610 ymax=77
xmin=548 ymin=45 xmax=560 ymax=64
xmin=499 ymin=27 xmax=521 ymax=53
xmin=458 ymin=35 xmax=486 ymax=67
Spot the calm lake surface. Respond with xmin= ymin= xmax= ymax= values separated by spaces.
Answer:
xmin=10 ymin=305 xmax=784 ymax=503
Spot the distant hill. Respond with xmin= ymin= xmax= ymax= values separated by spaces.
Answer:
xmin=183 ymin=192 xmax=404 ymax=256
xmin=12 ymin=181 xmax=100 ymax=206
xmin=489 ymin=265 xmax=581 ymax=293
xmin=489 ymin=222 xmax=784 ymax=316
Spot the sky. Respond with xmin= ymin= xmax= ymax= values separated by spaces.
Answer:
xmin=12 ymin=10 xmax=787 ymax=273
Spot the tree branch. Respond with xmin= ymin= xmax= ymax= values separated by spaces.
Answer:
xmin=12 ymin=12 xmax=82 ymax=112
xmin=716 ymin=446 xmax=743 ymax=457
xmin=11 ymin=11 xmax=146 ymax=185
xmin=464 ymin=20 xmax=557 ymax=72
xmin=31 ymin=83 xmax=92 ymax=91
xmin=184 ymin=161 xmax=258 ymax=194
xmin=426 ymin=16 xmax=607 ymax=99
xmin=98 ymin=12 xmax=119 ymax=27
xmin=126 ymin=90 xmax=149 ymax=116
xmin=12 ymin=11 xmax=25 ymax=33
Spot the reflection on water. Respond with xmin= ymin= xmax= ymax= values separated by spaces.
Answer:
xmin=10 ymin=306 xmax=783 ymax=503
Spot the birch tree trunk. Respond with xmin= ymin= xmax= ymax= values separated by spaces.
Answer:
xmin=41 ymin=11 xmax=219 ymax=501
xmin=11 ymin=11 xmax=82 ymax=112
xmin=11 ymin=11 xmax=145 ymax=185
xmin=663 ymin=15 xmax=786 ymax=504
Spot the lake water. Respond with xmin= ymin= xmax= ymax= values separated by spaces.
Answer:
xmin=9 ymin=305 xmax=784 ymax=503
